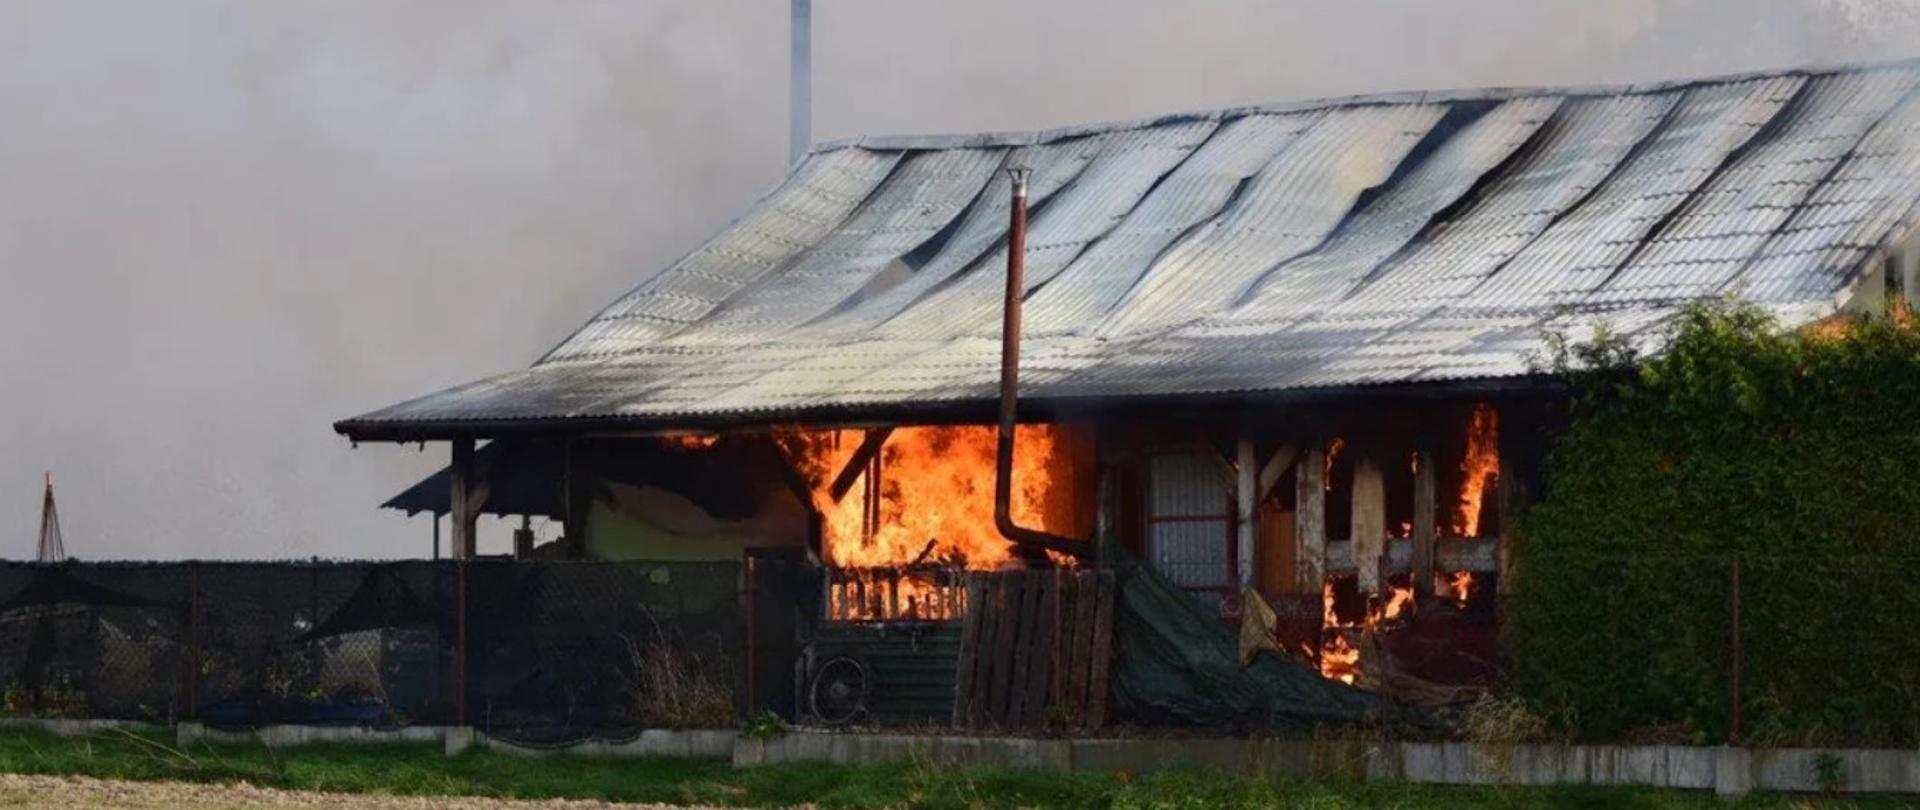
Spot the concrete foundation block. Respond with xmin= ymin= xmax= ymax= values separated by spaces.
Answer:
xmin=689 ymin=730 xmax=737 ymax=758
xmin=733 ymin=737 xmax=767 ymax=767
xmin=1714 ymin=746 xmax=1752 ymax=799
xmin=443 ymin=726 xmax=474 ymax=756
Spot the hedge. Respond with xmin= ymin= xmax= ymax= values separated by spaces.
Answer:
xmin=1509 ymin=302 xmax=1920 ymax=746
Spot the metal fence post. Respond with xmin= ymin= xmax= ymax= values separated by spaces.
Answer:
xmin=186 ymin=562 xmax=200 ymax=722
xmin=745 ymin=557 xmax=759 ymax=714
xmin=1729 ymin=554 xmax=1742 ymax=746
xmin=455 ymin=559 xmax=468 ymax=726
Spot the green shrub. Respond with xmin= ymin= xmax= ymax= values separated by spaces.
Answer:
xmin=1510 ymin=300 xmax=1920 ymax=745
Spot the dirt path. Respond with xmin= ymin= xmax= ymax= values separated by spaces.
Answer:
xmin=0 ymin=774 xmax=718 ymax=809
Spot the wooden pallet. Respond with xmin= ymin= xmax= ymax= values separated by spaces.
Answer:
xmin=952 ymin=569 xmax=1115 ymax=731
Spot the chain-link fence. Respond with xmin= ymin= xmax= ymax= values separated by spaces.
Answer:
xmin=1506 ymin=551 xmax=1920 ymax=747
xmin=0 ymin=559 xmax=813 ymax=743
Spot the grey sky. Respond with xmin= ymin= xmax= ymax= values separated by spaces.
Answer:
xmin=3 ymin=0 xmax=1917 ymax=560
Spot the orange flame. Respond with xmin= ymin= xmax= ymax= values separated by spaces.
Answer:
xmin=1447 ymin=570 xmax=1474 ymax=606
xmin=1319 ymin=582 xmax=1359 ymax=683
xmin=1454 ymin=404 xmax=1499 ymax=537
xmin=660 ymin=433 xmax=720 ymax=449
xmin=1318 ymin=579 xmax=1414 ymax=684
xmin=778 ymin=426 xmax=1087 ymax=620
xmin=1324 ymin=438 xmax=1345 ymax=491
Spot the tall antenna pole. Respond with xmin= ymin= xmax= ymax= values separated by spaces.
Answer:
xmin=36 ymin=472 xmax=65 ymax=563
xmin=789 ymin=0 xmax=812 ymax=166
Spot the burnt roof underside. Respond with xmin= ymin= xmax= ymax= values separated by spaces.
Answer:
xmin=338 ymin=61 xmax=1920 ymax=441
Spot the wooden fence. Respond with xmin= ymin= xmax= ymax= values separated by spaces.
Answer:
xmin=952 ymin=569 xmax=1115 ymax=732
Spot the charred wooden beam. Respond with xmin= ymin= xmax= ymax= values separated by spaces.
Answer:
xmin=1326 ymin=536 xmax=1497 ymax=576
xmin=1411 ymin=445 xmax=1437 ymax=597
xmin=828 ymin=427 xmax=893 ymax=502
xmin=1497 ymin=401 xmax=1542 ymax=597
xmin=1236 ymin=439 xmax=1257 ymax=588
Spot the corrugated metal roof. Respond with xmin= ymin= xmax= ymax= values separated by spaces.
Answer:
xmin=340 ymin=61 xmax=1920 ymax=436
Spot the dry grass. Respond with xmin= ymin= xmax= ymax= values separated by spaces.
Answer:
xmin=1461 ymin=694 xmax=1549 ymax=746
xmin=626 ymin=638 xmax=734 ymax=731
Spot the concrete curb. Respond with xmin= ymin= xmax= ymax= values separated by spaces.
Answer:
xmin=177 ymin=723 xmax=456 ymax=748
xmin=733 ymin=732 xmax=1920 ymax=796
xmin=164 ymin=723 xmax=734 ymax=761
xmin=0 ymin=717 xmax=162 ymax=737
xmin=475 ymin=729 xmax=735 ymax=759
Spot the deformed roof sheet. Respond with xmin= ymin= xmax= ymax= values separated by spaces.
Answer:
xmin=339 ymin=61 xmax=1920 ymax=437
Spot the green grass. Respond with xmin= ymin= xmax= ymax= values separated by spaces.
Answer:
xmin=0 ymin=727 xmax=1905 ymax=809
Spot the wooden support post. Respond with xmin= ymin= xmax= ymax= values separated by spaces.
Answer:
xmin=562 ymin=439 xmax=583 ymax=551
xmin=1294 ymin=447 xmax=1326 ymax=592
xmin=513 ymin=514 xmax=533 ymax=559
xmin=1497 ymin=403 xmax=1535 ymax=597
xmin=1351 ymin=453 xmax=1386 ymax=595
xmin=1412 ymin=445 xmax=1437 ymax=598
xmin=1095 ymin=465 xmax=1118 ymax=557
xmin=1236 ymin=439 xmax=1257 ymax=589
xmin=450 ymin=438 xmax=477 ymax=560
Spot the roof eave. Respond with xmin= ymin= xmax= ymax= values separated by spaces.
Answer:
xmin=332 ymin=374 xmax=1566 ymax=443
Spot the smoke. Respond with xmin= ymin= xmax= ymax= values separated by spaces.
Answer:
xmin=1 ymin=0 xmax=1915 ymax=559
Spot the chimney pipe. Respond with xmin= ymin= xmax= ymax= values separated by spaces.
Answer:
xmin=789 ymin=0 xmax=812 ymax=166
xmin=994 ymin=168 xmax=1091 ymax=561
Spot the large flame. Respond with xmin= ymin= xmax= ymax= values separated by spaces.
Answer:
xmin=1318 ymin=579 xmax=1415 ymax=685
xmin=1453 ymin=404 xmax=1499 ymax=537
xmin=778 ymin=425 xmax=1087 ymax=620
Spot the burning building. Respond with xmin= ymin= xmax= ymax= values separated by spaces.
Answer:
xmin=346 ymin=60 xmax=1920 ymax=706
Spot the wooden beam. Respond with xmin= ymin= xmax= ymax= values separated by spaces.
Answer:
xmin=1095 ymin=465 xmax=1118 ymax=557
xmin=1325 ymin=536 xmax=1497 ymax=575
xmin=1351 ymin=453 xmax=1386 ymax=595
xmin=1411 ymin=446 xmax=1437 ymax=597
xmin=1497 ymin=404 xmax=1536 ymax=598
xmin=828 ymin=428 xmax=893 ymax=502
xmin=450 ymin=438 xmax=477 ymax=560
xmin=1236 ymin=438 xmax=1257 ymax=589
xmin=1256 ymin=444 xmax=1298 ymax=504
xmin=1294 ymin=447 xmax=1326 ymax=593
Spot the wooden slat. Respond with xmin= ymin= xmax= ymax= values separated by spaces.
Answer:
xmin=983 ymin=573 xmax=1025 ymax=727
xmin=1066 ymin=570 xmax=1098 ymax=723
xmin=1412 ymin=446 xmax=1437 ymax=597
xmin=1020 ymin=571 xmax=1059 ymax=729
xmin=1294 ymin=448 xmax=1327 ymax=592
xmin=1085 ymin=571 xmax=1117 ymax=730
xmin=968 ymin=576 xmax=1002 ymax=728
xmin=1003 ymin=572 xmax=1040 ymax=726
xmin=950 ymin=576 xmax=986 ymax=727
xmin=1048 ymin=571 xmax=1074 ymax=713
